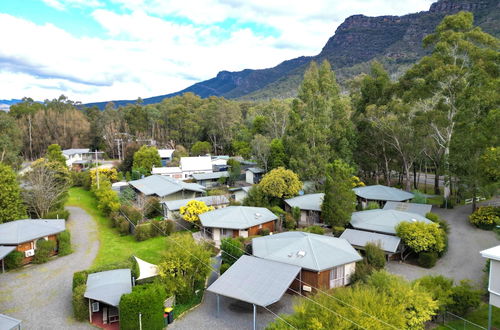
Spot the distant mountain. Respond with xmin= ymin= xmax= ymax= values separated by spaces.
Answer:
xmin=85 ymin=0 xmax=500 ymax=109
xmin=0 ymin=99 xmax=23 ymax=111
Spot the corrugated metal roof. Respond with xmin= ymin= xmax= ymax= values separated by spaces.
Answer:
xmin=207 ymin=255 xmax=300 ymax=307
xmin=151 ymin=167 xmax=181 ymax=175
xmin=158 ymin=149 xmax=174 ymax=158
xmin=163 ymin=195 xmax=229 ymax=211
xmin=129 ymin=175 xmax=205 ymax=197
xmin=84 ymin=269 xmax=132 ymax=307
xmin=246 ymin=167 xmax=265 ymax=174
xmin=192 ymin=171 xmax=229 ymax=181
xmin=0 ymin=246 xmax=16 ymax=260
xmin=180 ymin=156 xmax=212 ymax=172
xmin=339 ymin=229 xmax=401 ymax=253
xmin=62 ymin=148 xmax=90 ymax=156
xmin=284 ymin=193 xmax=324 ymax=211
xmin=0 ymin=313 xmax=21 ymax=330
xmin=481 ymin=245 xmax=500 ymax=262
xmin=199 ymin=206 xmax=277 ymax=230
xmin=353 ymin=185 xmax=414 ymax=202
xmin=350 ymin=209 xmax=432 ymax=235
xmin=383 ymin=201 xmax=432 ymax=216
xmin=252 ymin=232 xmax=362 ymax=272
xmin=0 ymin=219 xmax=66 ymax=245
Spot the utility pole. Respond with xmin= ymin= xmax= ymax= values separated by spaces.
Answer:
xmin=95 ymin=150 xmax=100 ymax=189
xmin=139 ymin=312 xmax=142 ymax=330
xmin=115 ymin=139 xmax=122 ymax=161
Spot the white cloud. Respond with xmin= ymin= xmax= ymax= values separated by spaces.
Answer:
xmin=42 ymin=0 xmax=103 ymax=10
xmin=0 ymin=0 xmax=435 ymax=103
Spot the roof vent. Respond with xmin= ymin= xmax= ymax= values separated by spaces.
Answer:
xmin=297 ymin=250 xmax=306 ymax=258
xmin=411 ymin=218 xmax=417 ymax=222
xmin=288 ymin=252 xmax=293 ymax=258
xmin=255 ymin=213 xmax=262 ymax=218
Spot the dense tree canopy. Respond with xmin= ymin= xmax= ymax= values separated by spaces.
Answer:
xmin=0 ymin=163 xmax=26 ymax=223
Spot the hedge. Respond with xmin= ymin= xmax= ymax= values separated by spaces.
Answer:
xmin=73 ymin=270 xmax=88 ymax=290
xmin=119 ymin=284 xmax=167 ymax=330
xmin=33 ymin=240 xmax=57 ymax=264
xmin=72 ymin=284 xmax=88 ymax=321
xmin=469 ymin=206 xmax=500 ymax=229
xmin=365 ymin=242 xmax=386 ymax=270
xmin=58 ymin=230 xmax=72 ymax=256
xmin=43 ymin=209 xmax=70 ymax=221
xmin=4 ymin=250 xmax=23 ymax=270
xmin=418 ymin=251 xmax=437 ymax=268
xmin=135 ymin=222 xmax=154 ymax=241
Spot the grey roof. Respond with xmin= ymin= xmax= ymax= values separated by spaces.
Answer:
xmin=129 ymin=175 xmax=205 ymax=197
xmin=353 ymin=185 xmax=414 ymax=202
xmin=252 ymin=232 xmax=362 ymax=272
xmin=0 ymin=219 xmax=66 ymax=245
xmin=0 ymin=246 xmax=16 ymax=260
xmin=285 ymin=193 xmax=324 ymax=211
xmin=163 ymin=195 xmax=230 ymax=211
xmin=246 ymin=167 xmax=265 ymax=174
xmin=0 ymin=314 xmax=21 ymax=330
xmin=207 ymin=255 xmax=300 ymax=307
xmin=383 ymin=201 xmax=432 ymax=216
xmin=350 ymin=209 xmax=433 ymax=235
xmin=62 ymin=148 xmax=90 ymax=156
xmin=199 ymin=206 xmax=277 ymax=230
xmin=481 ymin=245 xmax=500 ymax=262
xmin=339 ymin=229 xmax=401 ymax=254
xmin=192 ymin=171 xmax=229 ymax=181
xmin=84 ymin=269 xmax=132 ymax=307
xmin=228 ymin=186 xmax=252 ymax=193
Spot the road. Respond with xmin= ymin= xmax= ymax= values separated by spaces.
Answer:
xmin=0 ymin=207 xmax=99 ymax=329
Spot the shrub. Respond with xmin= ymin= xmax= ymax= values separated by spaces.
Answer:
xmin=302 ymin=225 xmax=325 ymax=235
xmin=412 ymin=190 xmax=427 ymax=204
xmin=270 ymin=206 xmax=285 ymax=217
xmin=414 ymin=275 xmax=454 ymax=313
xmin=220 ymin=263 xmax=230 ymax=274
xmin=425 ymin=212 xmax=440 ymax=222
xmin=441 ymin=198 xmax=454 ymax=209
xmin=120 ymin=205 xmax=142 ymax=225
xmin=58 ymin=230 xmax=72 ymax=256
xmin=448 ymin=280 xmax=482 ymax=316
xmin=284 ymin=213 xmax=297 ymax=230
xmin=71 ymin=171 xmax=91 ymax=189
xmin=4 ymin=250 xmax=23 ymax=269
xmin=117 ymin=217 xmax=130 ymax=235
xmin=469 ymin=206 xmax=500 ymax=229
xmin=153 ymin=219 xmax=175 ymax=236
xmin=135 ymin=222 xmax=154 ymax=241
xmin=33 ymin=239 xmax=56 ymax=264
xmin=365 ymin=243 xmax=386 ymax=270
xmin=418 ymin=251 xmax=438 ymax=268
xmin=146 ymin=197 xmax=162 ymax=218
xmin=365 ymin=201 xmax=380 ymax=210
xmin=258 ymin=228 xmax=271 ymax=236
xmin=72 ymin=284 xmax=88 ymax=321
xmin=43 ymin=209 xmax=70 ymax=220
xmin=73 ymin=271 xmax=88 ymax=290
xmin=396 ymin=221 xmax=446 ymax=254
xmin=332 ymin=226 xmax=345 ymax=237
xmin=291 ymin=207 xmax=301 ymax=222
xmin=221 ymin=237 xmax=244 ymax=266
xmin=119 ymin=284 xmax=167 ymax=330
xmin=426 ymin=212 xmax=450 ymax=233
xmin=349 ymin=262 xmax=374 ymax=284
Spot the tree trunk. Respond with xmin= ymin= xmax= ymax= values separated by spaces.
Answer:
xmin=471 ymin=185 xmax=477 ymax=213
xmin=404 ymin=163 xmax=412 ymax=192
xmin=434 ymin=166 xmax=440 ymax=195
xmin=413 ymin=164 xmax=418 ymax=190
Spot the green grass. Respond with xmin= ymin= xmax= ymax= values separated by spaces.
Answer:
xmin=66 ymin=187 xmax=167 ymax=268
xmin=436 ymin=303 xmax=500 ymax=330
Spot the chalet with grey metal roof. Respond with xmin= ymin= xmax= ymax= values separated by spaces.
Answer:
xmin=353 ymin=185 xmax=414 ymax=207
xmin=284 ymin=193 xmax=324 ymax=225
xmin=129 ymin=175 xmax=205 ymax=201
xmin=339 ymin=228 xmax=401 ymax=255
xmin=350 ymin=209 xmax=432 ymax=235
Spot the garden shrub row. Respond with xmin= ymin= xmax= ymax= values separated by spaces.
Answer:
xmin=33 ymin=240 xmax=56 ymax=264
xmin=4 ymin=251 xmax=23 ymax=270
xmin=134 ymin=219 xmax=175 ymax=241
xmin=119 ymin=283 xmax=167 ymax=330
xmin=58 ymin=230 xmax=72 ymax=256
xmin=469 ymin=206 xmax=500 ymax=229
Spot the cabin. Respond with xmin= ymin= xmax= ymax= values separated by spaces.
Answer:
xmin=199 ymin=206 xmax=277 ymax=245
xmin=180 ymin=156 xmax=213 ymax=179
xmin=252 ymin=232 xmax=362 ymax=291
xmin=151 ymin=166 xmax=183 ymax=179
xmin=245 ymin=168 xmax=265 ymax=184
xmin=339 ymin=228 xmax=402 ymax=259
xmin=0 ymin=219 xmax=66 ymax=265
xmin=192 ymin=171 xmax=229 ymax=188
xmin=128 ymin=175 xmax=205 ymax=202
xmin=158 ymin=149 xmax=175 ymax=166
xmin=228 ymin=186 xmax=252 ymax=202
xmin=284 ymin=193 xmax=324 ymax=226
xmin=353 ymin=185 xmax=414 ymax=208
xmin=84 ymin=269 xmax=132 ymax=328
xmin=162 ymin=195 xmax=230 ymax=220
xmin=349 ymin=209 xmax=433 ymax=235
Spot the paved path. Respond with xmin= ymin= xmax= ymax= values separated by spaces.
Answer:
xmin=170 ymin=255 xmax=295 ymax=330
xmin=387 ymin=201 xmax=499 ymax=285
xmin=0 ymin=207 xmax=99 ymax=329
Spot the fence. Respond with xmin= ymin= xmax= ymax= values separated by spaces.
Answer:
xmin=440 ymin=311 xmax=486 ymax=330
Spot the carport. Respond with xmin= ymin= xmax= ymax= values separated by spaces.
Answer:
xmin=0 ymin=246 xmax=15 ymax=273
xmin=207 ymin=255 xmax=300 ymax=330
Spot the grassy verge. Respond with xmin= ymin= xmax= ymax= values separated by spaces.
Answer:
xmin=436 ymin=303 xmax=500 ymax=329
xmin=66 ymin=187 xmax=167 ymax=268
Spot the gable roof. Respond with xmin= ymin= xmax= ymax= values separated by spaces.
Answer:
xmin=199 ymin=206 xmax=277 ymax=230
xmin=0 ymin=219 xmax=66 ymax=245
xmin=207 ymin=255 xmax=300 ymax=307
xmin=192 ymin=171 xmax=229 ymax=181
xmin=383 ymin=201 xmax=432 ymax=216
xmin=350 ymin=209 xmax=433 ymax=235
xmin=353 ymin=185 xmax=414 ymax=202
xmin=0 ymin=246 xmax=16 ymax=260
xmin=252 ymin=232 xmax=362 ymax=272
xmin=158 ymin=149 xmax=174 ymax=158
xmin=180 ymin=156 xmax=212 ymax=172
xmin=480 ymin=245 xmax=500 ymax=262
xmin=284 ymin=193 xmax=324 ymax=211
xmin=129 ymin=175 xmax=205 ymax=197
xmin=340 ymin=229 xmax=401 ymax=254
xmin=246 ymin=167 xmax=265 ymax=174
xmin=163 ymin=195 xmax=229 ymax=212
xmin=62 ymin=148 xmax=90 ymax=156
xmin=84 ymin=269 xmax=132 ymax=307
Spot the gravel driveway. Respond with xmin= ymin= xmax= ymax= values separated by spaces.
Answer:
xmin=0 ymin=206 xmax=99 ymax=329
xmin=387 ymin=201 xmax=499 ymax=285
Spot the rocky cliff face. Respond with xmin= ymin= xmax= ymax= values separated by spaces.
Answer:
xmin=85 ymin=0 xmax=500 ymax=108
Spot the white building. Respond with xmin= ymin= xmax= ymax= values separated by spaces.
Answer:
xmin=158 ymin=149 xmax=175 ymax=166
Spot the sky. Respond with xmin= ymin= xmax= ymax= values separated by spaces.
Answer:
xmin=0 ymin=0 xmax=435 ymax=103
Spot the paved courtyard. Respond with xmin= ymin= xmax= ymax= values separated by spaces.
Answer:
xmin=387 ymin=200 xmax=499 ymax=285
xmin=0 ymin=207 xmax=99 ymax=329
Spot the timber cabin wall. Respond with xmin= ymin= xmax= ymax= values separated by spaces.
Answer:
xmin=247 ymin=220 xmax=275 ymax=236
xmin=15 ymin=234 xmax=59 ymax=265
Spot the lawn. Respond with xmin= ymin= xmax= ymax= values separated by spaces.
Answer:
xmin=436 ymin=303 xmax=500 ymax=330
xmin=66 ymin=187 xmax=167 ymax=268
